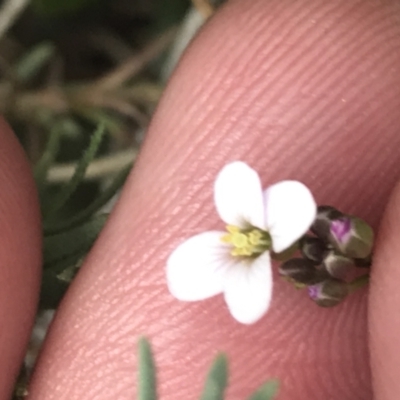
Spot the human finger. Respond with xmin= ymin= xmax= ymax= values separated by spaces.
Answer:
xmin=29 ymin=0 xmax=400 ymax=399
xmin=0 ymin=118 xmax=41 ymax=399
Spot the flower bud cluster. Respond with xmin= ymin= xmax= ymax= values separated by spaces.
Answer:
xmin=279 ymin=206 xmax=373 ymax=307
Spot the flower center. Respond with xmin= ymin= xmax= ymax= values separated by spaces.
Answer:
xmin=221 ymin=225 xmax=272 ymax=257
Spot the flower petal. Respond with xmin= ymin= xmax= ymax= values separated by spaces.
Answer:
xmin=214 ymin=162 xmax=265 ymax=229
xmin=166 ymin=231 xmax=232 ymax=301
xmin=264 ymin=181 xmax=317 ymax=253
xmin=223 ymin=252 xmax=272 ymax=324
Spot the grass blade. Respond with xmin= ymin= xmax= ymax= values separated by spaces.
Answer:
xmin=248 ymin=380 xmax=279 ymax=400
xmin=138 ymin=337 xmax=157 ymax=400
xmin=44 ymin=123 xmax=106 ymax=219
xmin=44 ymin=164 xmax=131 ymax=234
xmin=15 ymin=42 xmax=55 ymax=82
xmin=43 ymin=214 xmax=107 ymax=268
xmin=200 ymin=354 xmax=228 ymax=400
xmin=34 ymin=125 xmax=62 ymax=187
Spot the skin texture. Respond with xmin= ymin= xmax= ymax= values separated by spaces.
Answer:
xmin=0 ymin=0 xmax=400 ymax=399
xmin=370 ymin=182 xmax=400 ymax=400
xmin=0 ymin=118 xmax=41 ymax=399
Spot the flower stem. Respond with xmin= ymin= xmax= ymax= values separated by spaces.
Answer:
xmin=271 ymin=241 xmax=299 ymax=262
xmin=347 ymin=274 xmax=369 ymax=293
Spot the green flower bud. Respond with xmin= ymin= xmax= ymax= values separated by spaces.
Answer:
xmin=330 ymin=216 xmax=374 ymax=259
xmin=322 ymin=251 xmax=354 ymax=279
xmin=279 ymin=258 xmax=328 ymax=285
xmin=308 ymin=279 xmax=348 ymax=307
xmin=300 ymin=235 xmax=327 ymax=264
xmin=311 ymin=206 xmax=344 ymax=242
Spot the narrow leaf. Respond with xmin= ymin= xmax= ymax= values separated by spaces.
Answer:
xmin=44 ymin=164 xmax=131 ymax=235
xmin=34 ymin=125 xmax=62 ymax=186
xmin=200 ymin=354 xmax=228 ymax=400
xmin=43 ymin=214 xmax=107 ymax=268
xmin=138 ymin=337 xmax=157 ymax=400
xmin=248 ymin=380 xmax=279 ymax=400
xmin=15 ymin=42 xmax=55 ymax=82
xmin=44 ymin=123 xmax=106 ymax=219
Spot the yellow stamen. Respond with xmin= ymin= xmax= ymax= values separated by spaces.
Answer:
xmin=232 ymin=233 xmax=248 ymax=248
xmin=226 ymin=225 xmax=240 ymax=234
xmin=221 ymin=225 xmax=271 ymax=257
xmin=221 ymin=234 xmax=232 ymax=243
xmin=249 ymin=230 xmax=263 ymax=245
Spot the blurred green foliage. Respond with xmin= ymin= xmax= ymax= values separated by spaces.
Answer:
xmin=154 ymin=0 xmax=189 ymax=30
xmin=33 ymin=0 xmax=102 ymax=15
xmin=6 ymin=1 xmax=282 ymax=399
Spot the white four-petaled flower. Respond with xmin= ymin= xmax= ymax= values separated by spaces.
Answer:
xmin=166 ymin=161 xmax=316 ymax=324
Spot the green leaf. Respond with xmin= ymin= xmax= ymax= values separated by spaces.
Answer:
xmin=44 ymin=123 xmax=106 ymax=220
xmin=44 ymin=164 xmax=131 ymax=235
xmin=43 ymin=214 xmax=107 ymax=269
xmin=34 ymin=124 xmax=62 ymax=187
xmin=200 ymin=354 xmax=228 ymax=400
xmin=138 ymin=337 xmax=157 ymax=400
xmin=14 ymin=42 xmax=55 ymax=83
xmin=248 ymin=380 xmax=279 ymax=400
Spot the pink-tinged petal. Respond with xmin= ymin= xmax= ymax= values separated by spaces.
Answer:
xmin=264 ymin=181 xmax=317 ymax=253
xmin=330 ymin=217 xmax=352 ymax=244
xmin=223 ymin=252 xmax=272 ymax=324
xmin=166 ymin=231 xmax=232 ymax=301
xmin=214 ymin=161 xmax=266 ymax=230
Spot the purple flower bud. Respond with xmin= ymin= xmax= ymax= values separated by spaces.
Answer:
xmin=308 ymin=279 xmax=348 ymax=307
xmin=311 ymin=206 xmax=344 ymax=242
xmin=329 ymin=216 xmax=374 ymax=259
xmin=330 ymin=218 xmax=352 ymax=245
xmin=308 ymin=285 xmax=320 ymax=301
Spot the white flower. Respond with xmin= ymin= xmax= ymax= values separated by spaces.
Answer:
xmin=166 ymin=162 xmax=317 ymax=324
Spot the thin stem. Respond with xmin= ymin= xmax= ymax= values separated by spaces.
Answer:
xmin=46 ymin=148 xmax=136 ymax=183
xmin=348 ymin=274 xmax=369 ymax=293
xmin=44 ymin=124 xmax=105 ymax=219
xmin=97 ymin=27 xmax=177 ymax=90
xmin=34 ymin=125 xmax=62 ymax=186
xmin=271 ymin=241 xmax=299 ymax=262
xmin=0 ymin=80 xmax=162 ymax=119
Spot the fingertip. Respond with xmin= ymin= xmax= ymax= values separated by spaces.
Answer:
xmin=369 ymin=180 xmax=400 ymax=400
xmin=0 ymin=117 xmax=41 ymax=398
xmin=28 ymin=0 xmax=400 ymax=399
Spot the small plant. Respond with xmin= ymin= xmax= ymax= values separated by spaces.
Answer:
xmin=137 ymin=338 xmax=279 ymax=400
